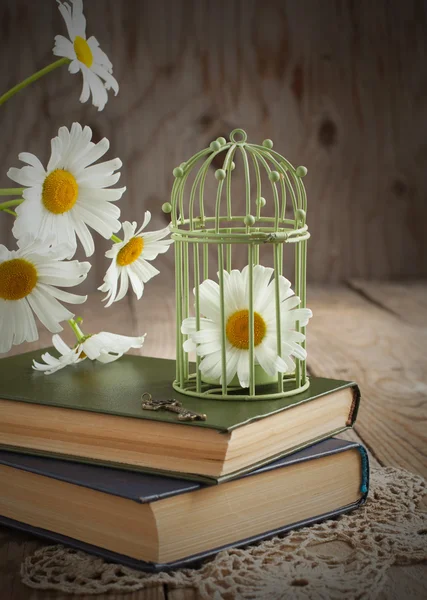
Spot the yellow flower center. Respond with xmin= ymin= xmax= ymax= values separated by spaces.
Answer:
xmin=0 ymin=258 xmax=38 ymax=301
xmin=116 ymin=237 xmax=144 ymax=266
xmin=226 ymin=309 xmax=267 ymax=350
xmin=42 ymin=169 xmax=79 ymax=214
xmin=74 ymin=36 xmax=93 ymax=67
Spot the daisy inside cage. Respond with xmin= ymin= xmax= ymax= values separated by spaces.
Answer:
xmin=167 ymin=129 xmax=312 ymax=401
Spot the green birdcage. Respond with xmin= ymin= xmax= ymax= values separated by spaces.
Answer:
xmin=163 ymin=128 xmax=311 ymax=401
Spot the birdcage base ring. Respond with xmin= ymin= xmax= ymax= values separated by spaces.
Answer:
xmin=172 ymin=374 xmax=310 ymax=401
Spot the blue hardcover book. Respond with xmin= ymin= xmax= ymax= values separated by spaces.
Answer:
xmin=0 ymin=438 xmax=369 ymax=571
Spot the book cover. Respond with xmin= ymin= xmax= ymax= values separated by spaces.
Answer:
xmin=0 ymin=438 xmax=369 ymax=571
xmin=0 ymin=349 xmax=360 ymax=432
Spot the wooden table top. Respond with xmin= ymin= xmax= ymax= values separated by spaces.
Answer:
xmin=1 ymin=280 xmax=426 ymax=600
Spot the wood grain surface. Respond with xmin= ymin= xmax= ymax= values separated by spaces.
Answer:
xmin=1 ymin=0 xmax=427 ymax=289
xmin=1 ymin=280 xmax=426 ymax=599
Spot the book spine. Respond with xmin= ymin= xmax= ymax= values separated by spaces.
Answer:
xmin=357 ymin=445 xmax=369 ymax=496
xmin=346 ymin=384 xmax=361 ymax=426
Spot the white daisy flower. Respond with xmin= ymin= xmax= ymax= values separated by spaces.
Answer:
xmin=33 ymin=331 xmax=146 ymax=375
xmin=0 ymin=237 xmax=90 ymax=354
xmin=8 ymin=123 xmax=126 ymax=258
xmin=98 ymin=212 xmax=173 ymax=307
xmin=53 ymin=0 xmax=119 ymax=111
xmin=181 ymin=265 xmax=313 ymax=388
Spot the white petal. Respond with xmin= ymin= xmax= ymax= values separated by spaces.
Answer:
xmin=7 ymin=165 xmax=43 ymax=187
xmin=37 ymin=258 xmax=90 ymax=287
xmin=190 ymin=328 xmax=220 ymax=344
xmin=71 ymin=213 xmax=95 ymax=256
xmin=127 ymin=267 xmax=144 ymax=299
xmin=78 ymin=187 xmax=126 ymax=203
xmin=57 ymin=1 xmax=75 ymax=40
xmin=237 ymin=353 xmax=250 ymax=388
xmin=52 ymin=333 xmax=73 ymax=356
xmin=76 ymin=158 xmax=122 ymax=182
xmin=68 ymin=59 xmax=81 ymax=74
xmin=90 ymin=63 xmax=119 ymax=94
xmin=94 ymin=331 xmax=146 ymax=351
xmin=18 ymin=152 xmax=46 ymax=176
xmin=122 ymin=221 xmax=137 ymax=241
xmin=87 ymin=36 xmax=113 ymax=70
xmin=39 ymin=283 xmax=87 ymax=305
xmin=72 ymin=203 xmax=120 ymax=238
xmin=12 ymin=195 xmax=44 ymax=242
xmin=196 ymin=339 xmax=222 ymax=356
xmin=183 ymin=338 xmax=196 ymax=352
xmin=255 ymin=343 xmax=287 ymax=377
xmin=142 ymin=239 xmax=173 ymax=261
xmin=73 ymin=137 xmax=109 ymax=172
xmin=75 ymin=64 xmax=91 ymax=105
xmin=115 ymin=269 xmax=129 ymax=303
xmin=70 ymin=0 xmax=86 ymax=38
xmin=135 ymin=211 xmax=151 ymax=234
xmin=27 ymin=287 xmax=69 ymax=333
xmin=199 ymin=279 xmax=221 ymax=321
xmin=283 ymin=308 xmax=313 ymax=327
xmin=181 ymin=317 xmax=197 ymax=335
xmin=142 ymin=225 xmax=173 ymax=243
xmin=95 ymin=352 xmax=123 ymax=364
xmin=281 ymin=295 xmax=301 ymax=311
xmin=82 ymin=66 xmax=108 ymax=111
xmin=224 ymin=347 xmax=240 ymax=384
xmin=199 ymin=351 xmax=223 ymax=381
xmin=53 ymin=34 xmax=76 ymax=60
xmin=132 ymin=259 xmax=159 ymax=283
xmin=47 ymin=136 xmax=63 ymax=172
xmin=0 ymin=302 xmax=13 ymax=353
xmin=81 ymin=336 xmax=102 ymax=360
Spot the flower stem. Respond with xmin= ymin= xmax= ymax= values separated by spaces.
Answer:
xmin=0 ymin=198 xmax=24 ymax=211
xmin=111 ymin=234 xmax=122 ymax=243
xmin=0 ymin=188 xmax=25 ymax=196
xmin=67 ymin=318 xmax=85 ymax=342
xmin=0 ymin=58 xmax=71 ymax=107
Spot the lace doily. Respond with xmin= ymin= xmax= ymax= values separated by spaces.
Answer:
xmin=21 ymin=466 xmax=427 ymax=599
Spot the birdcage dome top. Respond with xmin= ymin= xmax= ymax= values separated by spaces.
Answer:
xmin=164 ymin=128 xmax=309 ymax=244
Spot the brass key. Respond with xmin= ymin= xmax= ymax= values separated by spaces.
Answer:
xmin=141 ymin=392 xmax=207 ymax=421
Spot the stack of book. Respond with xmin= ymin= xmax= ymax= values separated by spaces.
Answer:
xmin=0 ymin=350 xmax=369 ymax=570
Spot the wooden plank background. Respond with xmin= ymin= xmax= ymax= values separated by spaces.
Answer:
xmin=1 ymin=0 xmax=427 ymax=291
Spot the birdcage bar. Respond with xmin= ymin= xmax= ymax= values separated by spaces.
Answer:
xmin=226 ymin=229 xmax=232 ymax=272
xmin=246 ymin=148 xmax=280 ymax=230
xmin=203 ymin=243 xmax=209 ymax=280
xmin=247 ymin=244 xmax=256 ymax=396
xmin=182 ymin=238 xmax=190 ymax=380
xmin=175 ymin=240 xmax=184 ymax=386
xmin=299 ymin=233 xmax=308 ymax=385
xmin=251 ymin=146 xmax=299 ymax=217
xmin=193 ymin=242 xmax=202 ymax=393
xmin=172 ymin=226 xmax=309 ymax=244
xmin=218 ymin=243 xmax=227 ymax=394
xmin=226 ymin=147 xmax=237 ymax=217
xmin=273 ymin=242 xmax=284 ymax=393
xmin=295 ymin=240 xmax=301 ymax=389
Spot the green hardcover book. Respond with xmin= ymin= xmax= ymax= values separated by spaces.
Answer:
xmin=0 ymin=350 xmax=360 ymax=483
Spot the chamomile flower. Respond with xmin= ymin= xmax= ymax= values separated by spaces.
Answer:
xmin=0 ymin=237 xmax=90 ymax=354
xmin=8 ymin=123 xmax=125 ymax=258
xmin=33 ymin=331 xmax=146 ymax=375
xmin=53 ymin=0 xmax=119 ymax=111
xmin=99 ymin=212 xmax=173 ymax=306
xmin=181 ymin=265 xmax=313 ymax=388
